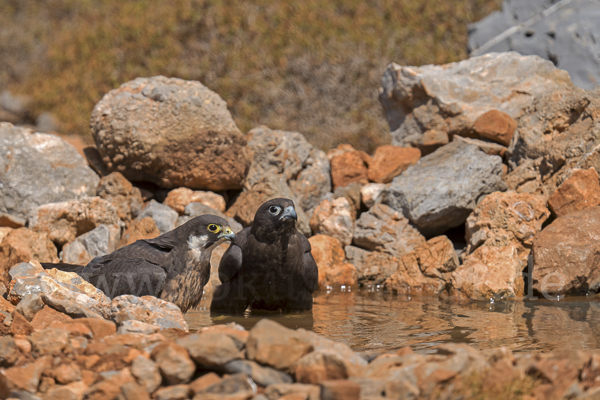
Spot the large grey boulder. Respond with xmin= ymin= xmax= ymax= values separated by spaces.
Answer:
xmin=380 ymin=140 xmax=507 ymax=236
xmin=379 ymin=52 xmax=573 ymax=150
xmin=469 ymin=0 xmax=600 ymax=90
xmin=60 ymin=224 xmax=121 ymax=265
xmin=138 ymin=200 xmax=178 ymax=235
xmin=0 ymin=123 xmax=99 ymax=221
xmin=90 ymin=76 xmax=251 ymax=191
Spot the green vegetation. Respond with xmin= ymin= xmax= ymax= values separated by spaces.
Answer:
xmin=0 ymin=0 xmax=501 ymax=151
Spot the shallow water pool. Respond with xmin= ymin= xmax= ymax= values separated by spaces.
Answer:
xmin=185 ymin=289 xmax=600 ymax=354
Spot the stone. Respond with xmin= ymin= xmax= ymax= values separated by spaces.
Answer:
xmin=0 ymin=229 xmax=58 ymax=286
xmin=9 ymin=312 xmax=34 ymax=336
xmin=50 ymin=363 xmax=81 ymax=385
xmin=309 ymin=197 xmax=354 ymax=246
xmin=84 ymin=368 xmax=135 ymax=400
xmin=28 ymin=197 xmax=120 ymax=248
xmin=176 ymin=202 xmax=243 ymax=233
xmin=294 ymin=350 xmax=356 ymax=384
xmin=0 ymin=356 xmax=49 ymax=395
xmin=532 ymin=207 xmax=600 ymax=296
xmin=60 ymin=224 xmax=121 ymax=265
xmin=131 ymin=356 xmax=161 ymax=393
xmin=0 ymin=337 xmax=19 ymax=368
xmin=360 ymin=183 xmax=386 ymax=209
xmin=151 ymin=342 xmax=195 ymax=385
xmin=548 ymin=168 xmax=600 ymax=217
xmin=137 ymin=200 xmax=178 ymax=235
xmin=199 ymin=324 xmax=249 ymax=349
xmin=193 ymin=373 xmax=256 ymax=400
xmin=329 ymin=145 xmax=370 ymax=189
xmin=107 ymin=295 xmax=188 ymax=331
xmin=154 ymin=385 xmax=191 ymax=400
xmin=65 ymin=318 xmax=116 ymax=340
xmin=384 ymin=236 xmax=459 ymax=296
xmin=90 ymin=76 xmax=250 ymax=190
xmin=453 ymin=135 xmax=508 ymax=157
xmin=48 ymin=320 xmax=92 ymax=338
xmin=29 ymin=328 xmax=69 ymax=355
xmin=15 ymin=294 xmax=43 ymax=321
xmin=379 ymin=52 xmax=573 ymax=149
xmin=263 ymin=383 xmax=320 ymax=400
xmin=333 ymin=183 xmax=362 ymax=220
xmin=164 ymin=187 xmax=226 ymax=214
xmin=367 ymin=145 xmax=421 ymax=184
xmin=381 ymin=140 xmax=507 ymax=236
xmin=118 ymin=216 xmax=160 ymax=247
xmin=96 ymin=172 xmax=143 ymax=225
xmin=121 ymin=381 xmax=152 ymax=400
xmin=176 ymin=331 xmax=242 ymax=367
xmin=289 ymin=149 xmax=332 ymax=217
xmin=224 ymin=359 xmax=293 ymax=387
xmin=344 ymin=246 xmax=399 ymax=286
xmin=189 ymin=373 xmax=222 ymax=395
xmin=352 ymin=204 xmax=425 ymax=258
xmin=308 ymin=235 xmax=357 ymax=288
xmin=320 ymin=380 xmax=361 ymax=400
xmin=30 ymin=306 xmax=72 ymax=331
xmin=0 ymin=214 xmax=25 ymax=229
xmin=117 ymin=320 xmax=161 ymax=335
xmin=473 ymin=109 xmax=517 ymax=146
xmin=246 ymin=319 xmax=313 ymax=370
xmin=0 ymin=123 xmax=99 ymax=221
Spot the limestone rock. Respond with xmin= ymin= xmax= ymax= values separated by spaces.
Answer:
xmin=60 ymin=224 xmax=121 ymax=265
xmin=224 ymin=360 xmax=293 ymax=387
xmin=0 ymin=123 xmax=99 ymax=221
xmin=96 ymin=172 xmax=143 ymax=225
xmin=118 ymin=216 xmax=160 ymax=247
xmin=367 ymin=145 xmax=421 ymax=184
xmin=309 ymin=235 xmax=358 ymax=288
xmin=360 ymin=183 xmax=386 ymax=209
xmin=548 ymin=168 xmax=600 ymax=217
xmin=107 ymin=295 xmax=188 ymax=331
xmin=344 ymin=246 xmax=399 ymax=286
xmin=164 ymin=187 xmax=226 ymax=214
xmin=329 ymin=145 xmax=370 ymax=190
xmin=131 ymin=356 xmax=161 ymax=393
xmin=176 ymin=331 xmax=243 ymax=368
xmin=90 ymin=76 xmax=250 ymax=190
xmin=28 ymin=197 xmax=121 ymax=248
xmin=194 ymin=373 xmax=257 ymax=400
xmin=137 ymin=200 xmax=178 ymax=235
xmin=295 ymin=349 xmax=356 ymax=384
xmin=151 ymin=342 xmax=195 ymax=385
xmin=309 ymin=197 xmax=354 ymax=246
xmin=381 ymin=140 xmax=507 ymax=236
xmin=289 ymin=149 xmax=332 ymax=217
xmin=352 ymin=204 xmax=425 ymax=259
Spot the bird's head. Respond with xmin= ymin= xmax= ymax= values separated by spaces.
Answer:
xmin=252 ymin=198 xmax=298 ymax=237
xmin=185 ymin=215 xmax=236 ymax=252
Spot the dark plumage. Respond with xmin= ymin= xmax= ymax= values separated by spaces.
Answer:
xmin=210 ymin=198 xmax=318 ymax=314
xmin=42 ymin=215 xmax=235 ymax=313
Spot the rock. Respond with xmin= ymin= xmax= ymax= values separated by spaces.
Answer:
xmin=193 ymin=373 xmax=256 ymax=400
xmin=367 ymin=145 xmax=421 ymax=184
xmin=0 ymin=337 xmax=19 ymax=368
xmin=107 ymin=295 xmax=188 ymax=331
xmin=468 ymin=0 xmax=600 ymax=90
xmin=151 ymin=342 xmax=195 ymax=385
xmin=164 ymin=187 xmax=226 ymax=215
xmin=176 ymin=202 xmax=243 ymax=233
xmin=50 ymin=363 xmax=81 ymax=385
xmin=224 ymin=360 xmax=293 ymax=387
xmin=295 ymin=350 xmax=356 ymax=384
xmin=0 ymin=123 xmax=99 ymax=221
xmin=0 ymin=356 xmax=49 ymax=396
xmin=360 ymin=183 xmax=386 ymax=209
xmin=96 ymin=172 xmax=143 ymax=225
xmin=320 ymin=380 xmax=361 ymax=400
xmin=384 ymin=236 xmax=458 ymax=295
xmin=154 ymin=385 xmax=191 ymax=400
xmin=289 ymin=149 xmax=332 ymax=217
xmin=118 ymin=216 xmax=160 ymax=247
xmin=90 ymin=76 xmax=250 ymax=190
xmin=10 ymin=312 xmax=34 ymax=336
xmin=333 ymin=183 xmax=362 ymax=220
xmin=117 ymin=320 xmax=161 ymax=335
xmin=472 ymin=109 xmax=517 ymax=146
xmin=453 ymin=135 xmax=508 ymax=157
xmin=263 ymin=383 xmax=320 ymax=400
xmin=548 ymin=168 xmax=600 ymax=217
xmin=189 ymin=373 xmax=222 ymax=395
xmin=0 ymin=214 xmax=25 ymax=229
xmin=176 ymin=331 xmax=243 ymax=368
xmin=29 ymin=328 xmax=69 ymax=355
xmin=329 ymin=145 xmax=370 ymax=189
xmin=131 ymin=356 xmax=161 ymax=393
xmin=66 ymin=318 xmax=116 ymax=340
xmin=246 ymin=319 xmax=313 ymax=370
xmin=353 ymin=204 xmax=425 ymax=258
xmin=84 ymin=368 xmax=136 ymax=400
xmin=60 ymin=224 xmax=121 ymax=265
xmin=379 ymin=52 xmax=573 ymax=150
xmin=532 ymin=207 xmax=600 ymax=296
xmin=137 ymin=200 xmax=178 ymax=235
xmin=121 ymin=381 xmax=152 ymax=400
xmin=308 ymin=235 xmax=357 ymax=288
xmin=15 ymin=294 xmax=43 ymax=321
xmin=381 ymin=140 xmax=507 ymax=236
xmin=199 ymin=324 xmax=249 ymax=349
xmin=30 ymin=306 xmax=72 ymax=331
xmin=28 ymin=197 xmax=121 ymax=248
xmin=344 ymin=246 xmax=399 ymax=286
xmin=309 ymin=197 xmax=354 ymax=246
xmin=0 ymin=228 xmax=58 ymax=286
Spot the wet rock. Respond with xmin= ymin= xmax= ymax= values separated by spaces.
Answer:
xmin=164 ymin=187 xmax=226 ymax=214
xmin=344 ymin=246 xmax=399 ymax=286
xmin=193 ymin=373 xmax=256 ymax=400
xmin=263 ymin=383 xmax=320 ymax=400
xmin=329 ymin=145 xmax=370 ymax=190
xmin=548 ymin=168 xmax=600 ymax=217
xmin=367 ymin=145 xmax=421 ymax=184
xmin=384 ymin=236 xmax=458 ymax=295
xmin=176 ymin=331 xmax=243 ymax=368
xmin=90 ymin=76 xmax=250 ymax=191
xmin=0 ymin=123 xmax=99 ymax=221
xmin=118 ymin=216 xmax=160 ymax=247
xmin=246 ymin=319 xmax=313 ymax=370
xmin=309 ymin=197 xmax=354 ymax=246
xmin=308 ymin=235 xmax=357 ymax=288
xmin=108 ymin=295 xmax=188 ymax=331
xmin=131 ymin=355 xmax=161 ymax=393
xmin=154 ymin=384 xmax=191 ymax=400
xmin=137 ymin=200 xmax=178 ymax=235
xmin=28 ymin=197 xmax=120 ymax=248
xmin=532 ymin=206 xmax=600 ymax=296
xmin=151 ymin=342 xmax=195 ymax=385
xmin=353 ymin=204 xmax=425 ymax=259
xmin=15 ymin=294 xmax=43 ymax=321
xmin=60 ymin=224 xmax=121 ymax=265
xmin=295 ymin=350 xmax=357 ymax=384
xmin=0 ymin=356 xmax=49 ymax=396
xmin=96 ymin=172 xmax=143 ymax=225
xmin=0 ymin=229 xmax=58 ymax=286
xmin=176 ymin=202 xmax=243 ymax=233
xmin=320 ymin=380 xmax=361 ymax=400
xmin=472 ymin=109 xmax=517 ymax=147
xmin=379 ymin=52 xmax=573 ymax=150
xmin=381 ymin=140 xmax=507 ymax=236
xmin=224 ymin=360 xmax=293 ymax=386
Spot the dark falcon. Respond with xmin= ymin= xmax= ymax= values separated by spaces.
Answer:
xmin=42 ymin=215 xmax=235 ymax=313
xmin=210 ymin=198 xmax=318 ymax=314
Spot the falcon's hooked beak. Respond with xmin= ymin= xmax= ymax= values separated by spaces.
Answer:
xmin=279 ymin=206 xmax=298 ymax=221
xmin=218 ymin=227 xmax=236 ymax=242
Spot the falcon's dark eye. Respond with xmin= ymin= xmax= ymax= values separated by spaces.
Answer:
xmin=269 ymin=206 xmax=281 ymax=215
xmin=207 ymin=224 xmax=221 ymax=233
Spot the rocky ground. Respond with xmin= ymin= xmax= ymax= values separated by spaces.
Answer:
xmin=2 ymin=51 xmax=600 ymax=398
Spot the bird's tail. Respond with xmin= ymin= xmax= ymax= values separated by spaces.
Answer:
xmin=41 ymin=262 xmax=85 ymax=274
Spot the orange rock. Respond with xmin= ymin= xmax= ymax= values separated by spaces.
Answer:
xmin=30 ymin=306 xmax=73 ymax=331
xmin=367 ymin=145 xmax=421 ymax=183
xmin=164 ymin=187 xmax=226 ymax=214
xmin=309 ymin=198 xmax=354 ymax=246
xmin=118 ymin=216 xmax=160 ymax=247
xmin=309 ymin=235 xmax=358 ymax=288
xmin=10 ymin=312 xmax=34 ymax=336
xmin=329 ymin=145 xmax=370 ymax=189
xmin=65 ymin=318 xmax=116 ymax=340
xmin=96 ymin=171 xmax=144 ymax=225
xmin=548 ymin=168 xmax=600 ymax=217
xmin=190 ymin=372 xmax=222 ymax=395
xmin=473 ymin=109 xmax=517 ymax=146
xmin=295 ymin=350 xmax=353 ymax=384
xmin=421 ymin=129 xmax=449 ymax=153
xmin=0 ymin=356 xmax=50 ymax=395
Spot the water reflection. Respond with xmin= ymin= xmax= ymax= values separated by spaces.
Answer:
xmin=185 ymin=290 xmax=600 ymax=354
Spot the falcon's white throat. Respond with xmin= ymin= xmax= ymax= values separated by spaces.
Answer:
xmin=187 ymin=234 xmax=208 ymax=262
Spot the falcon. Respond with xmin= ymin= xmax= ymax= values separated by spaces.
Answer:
xmin=42 ymin=215 xmax=235 ymax=313
xmin=210 ymin=198 xmax=318 ymax=314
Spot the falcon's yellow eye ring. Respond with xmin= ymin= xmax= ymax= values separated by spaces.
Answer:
xmin=208 ymin=224 xmax=221 ymax=233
